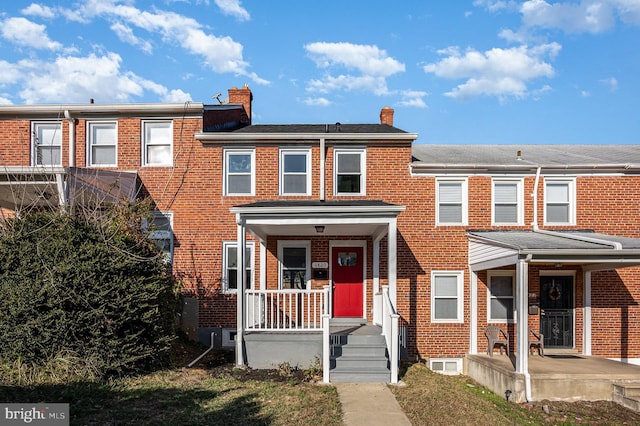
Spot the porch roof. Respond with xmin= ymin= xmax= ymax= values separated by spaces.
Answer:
xmin=468 ymin=230 xmax=640 ymax=272
xmin=230 ymin=200 xmax=404 ymax=241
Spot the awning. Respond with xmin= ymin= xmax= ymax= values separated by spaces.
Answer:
xmin=468 ymin=230 xmax=640 ymax=272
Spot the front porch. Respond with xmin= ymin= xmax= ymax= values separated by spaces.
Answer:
xmin=467 ymin=352 xmax=640 ymax=403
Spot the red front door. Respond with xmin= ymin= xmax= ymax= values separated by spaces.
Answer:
xmin=332 ymin=246 xmax=364 ymax=317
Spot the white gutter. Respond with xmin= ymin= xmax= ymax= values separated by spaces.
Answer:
xmin=531 ymin=166 xmax=541 ymax=231
xmin=230 ymin=205 xmax=406 ymax=215
xmin=64 ymin=110 xmax=75 ymax=167
xmin=320 ymin=137 xmax=325 ymax=201
xmin=196 ymin=132 xmax=418 ymax=142
xmin=0 ymin=102 xmax=204 ymax=117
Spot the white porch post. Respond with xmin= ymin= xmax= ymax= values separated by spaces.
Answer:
xmin=515 ymin=258 xmax=529 ymax=375
xmin=388 ymin=218 xmax=398 ymax=304
xmin=259 ymin=240 xmax=267 ymax=290
xmin=373 ymin=237 xmax=381 ymax=325
xmin=469 ymin=270 xmax=478 ymax=354
xmin=584 ymin=270 xmax=592 ymax=355
xmin=235 ymin=216 xmax=246 ymax=367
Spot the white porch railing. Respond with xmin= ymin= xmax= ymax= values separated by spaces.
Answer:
xmin=245 ymin=288 xmax=329 ymax=331
xmin=382 ymin=285 xmax=399 ymax=384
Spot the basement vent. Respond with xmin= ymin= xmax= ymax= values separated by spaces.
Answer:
xmin=222 ymin=329 xmax=237 ymax=348
xmin=429 ymin=358 xmax=462 ymax=375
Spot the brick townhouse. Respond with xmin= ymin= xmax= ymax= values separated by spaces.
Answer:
xmin=2 ymin=86 xmax=640 ymax=401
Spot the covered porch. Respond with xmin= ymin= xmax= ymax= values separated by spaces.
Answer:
xmin=230 ymin=200 xmax=404 ymax=383
xmin=467 ymin=229 xmax=640 ymax=402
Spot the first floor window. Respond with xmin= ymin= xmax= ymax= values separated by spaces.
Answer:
xmin=32 ymin=121 xmax=62 ymax=166
xmin=223 ymin=241 xmax=254 ymax=293
xmin=278 ymin=241 xmax=310 ymax=289
xmin=88 ymin=121 xmax=117 ymax=166
xmin=431 ymin=271 xmax=464 ymax=323
xmin=488 ymin=272 xmax=515 ymax=322
xmin=144 ymin=211 xmax=173 ymax=263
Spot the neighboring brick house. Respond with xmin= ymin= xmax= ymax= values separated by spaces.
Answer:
xmin=2 ymin=86 xmax=640 ymax=393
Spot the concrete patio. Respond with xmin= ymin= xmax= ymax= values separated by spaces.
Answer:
xmin=466 ymin=352 xmax=640 ymax=403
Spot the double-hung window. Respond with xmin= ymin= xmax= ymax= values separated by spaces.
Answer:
xmin=431 ymin=271 xmax=464 ymax=323
xmin=436 ymin=179 xmax=467 ymax=225
xmin=487 ymin=271 xmax=515 ymax=322
xmin=224 ymin=149 xmax=255 ymax=196
xmin=88 ymin=121 xmax=117 ymax=166
xmin=492 ymin=179 xmax=523 ymax=225
xmin=278 ymin=241 xmax=310 ymax=290
xmin=143 ymin=120 xmax=173 ymax=166
xmin=280 ymin=148 xmax=311 ymax=195
xmin=545 ymin=178 xmax=575 ymax=225
xmin=334 ymin=148 xmax=366 ymax=195
xmin=32 ymin=121 xmax=62 ymax=166
xmin=144 ymin=211 xmax=173 ymax=263
xmin=222 ymin=241 xmax=254 ymax=293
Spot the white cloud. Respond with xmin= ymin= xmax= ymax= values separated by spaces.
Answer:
xmin=521 ymin=0 xmax=616 ymax=33
xmin=0 ymin=60 xmax=22 ymax=86
xmin=110 ymin=22 xmax=153 ymax=53
xmin=22 ymin=4 xmax=57 ymax=19
xmin=61 ymin=0 xmax=267 ymax=84
xmin=214 ymin=0 xmax=250 ymax=21
xmin=304 ymin=42 xmax=405 ymax=96
xmin=161 ymin=89 xmax=193 ymax=103
xmin=9 ymin=52 xmax=189 ymax=104
xmin=397 ymin=90 xmax=429 ymax=108
xmin=0 ymin=96 xmax=12 ymax=105
xmin=600 ymin=76 xmax=619 ymax=91
xmin=302 ymin=97 xmax=331 ymax=107
xmin=0 ymin=17 xmax=62 ymax=50
xmin=424 ymin=43 xmax=560 ymax=100
xmin=581 ymin=90 xmax=591 ymax=97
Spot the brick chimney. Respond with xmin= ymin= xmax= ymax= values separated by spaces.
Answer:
xmin=228 ymin=84 xmax=253 ymax=124
xmin=380 ymin=106 xmax=394 ymax=126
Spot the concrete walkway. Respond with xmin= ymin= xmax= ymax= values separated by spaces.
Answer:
xmin=335 ymin=382 xmax=411 ymax=426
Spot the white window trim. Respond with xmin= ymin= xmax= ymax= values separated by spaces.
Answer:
xmin=87 ymin=121 xmax=118 ymax=167
xmin=143 ymin=211 xmax=174 ymax=263
xmin=487 ymin=270 xmax=516 ymax=323
xmin=222 ymin=241 xmax=255 ymax=294
xmin=435 ymin=178 xmax=468 ymax=226
xmin=334 ymin=147 xmax=366 ymax=196
xmin=429 ymin=358 xmax=463 ymax=375
xmin=544 ymin=177 xmax=576 ymax=226
xmin=279 ymin=148 xmax=312 ymax=196
xmin=277 ymin=240 xmax=311 ymax=290
xmin=223 ymin=148 xmax=255 ymax=196
xmin=31 ymin=121 xmax=63 ymax=166
xmin=492 ymin=178 xmax=524 ymax=226
xmin=142 ymin=120 xmax=173 ymax=166
xmin=431 ymin=270 xmax=464 ymax=323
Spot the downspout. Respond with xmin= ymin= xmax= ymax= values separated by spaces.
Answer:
xmin=320 ymin=137 xmax=326 ymax=201
xmin=63 ymin=110 xmax=75 ymax=167
xmin=531 ymin=166 xmax=541 ymax=231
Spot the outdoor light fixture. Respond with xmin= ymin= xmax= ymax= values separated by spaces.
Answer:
xmin=505 ymin=389 xmax=512 ymax=401
xmin=315 ymin=225 xmax=325 ymax=233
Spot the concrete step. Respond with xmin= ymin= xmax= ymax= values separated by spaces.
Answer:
xmin=332 ymin=355 xmax=389 ymax=369
xmin=333 ymin=344 xmax=387 ymax=357
xmin=330 ymin=366 xmax=391 ymax=383
xmin=613 ymin=384 xmax=640 ymax=413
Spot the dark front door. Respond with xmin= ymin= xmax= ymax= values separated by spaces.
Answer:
xmin=332 ymin=247 xmax=364 ymax=317
xmin=540 ymin=275 xmax=574 ymax=348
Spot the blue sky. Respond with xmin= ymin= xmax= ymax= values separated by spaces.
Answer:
xmin=1 ymin=0 xmax=639 ymax=144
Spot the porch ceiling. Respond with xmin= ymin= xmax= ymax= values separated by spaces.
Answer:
xmin=468 ymin=230 xmax=640 ymax=272
xmin=230 ymin=200 xmax=404 ymax=241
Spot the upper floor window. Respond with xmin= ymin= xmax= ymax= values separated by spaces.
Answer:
xmin=143 ymin=120 xmax=173 ymax=166
xmin=492 ymin=179 xmax=523 ymax=225
xmin=334 ymin=148 xmax=366 ymax=196
xmin=143 ymin=211 xmax=173 ymax=263
xmin=487 ymin=271 xmax=515 ymax=322
xmin=224 ymin=149 xmax=255 ymax=196
xmin=278 ymin=241 xmax=310 ymax=290
xmin=280 ymin=148 xmax=311 ymax=195
xmin=222 ymin=241 xmax=255 ymax=293
xmin=431 ymin=271 xmax=464 ymax=323
xmin=544 ymin=178 xmax=576 ymax=225
xmin=88 ymin=121 xmax=117 ymax=167
xmin=436 ymin=178 xmax=467 ymax=225
xmin=32 ymin=121 xmax=62 ymax=166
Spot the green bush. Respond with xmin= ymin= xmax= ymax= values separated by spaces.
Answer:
xmin=0 ymin=208 xmax=179 ymax=380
